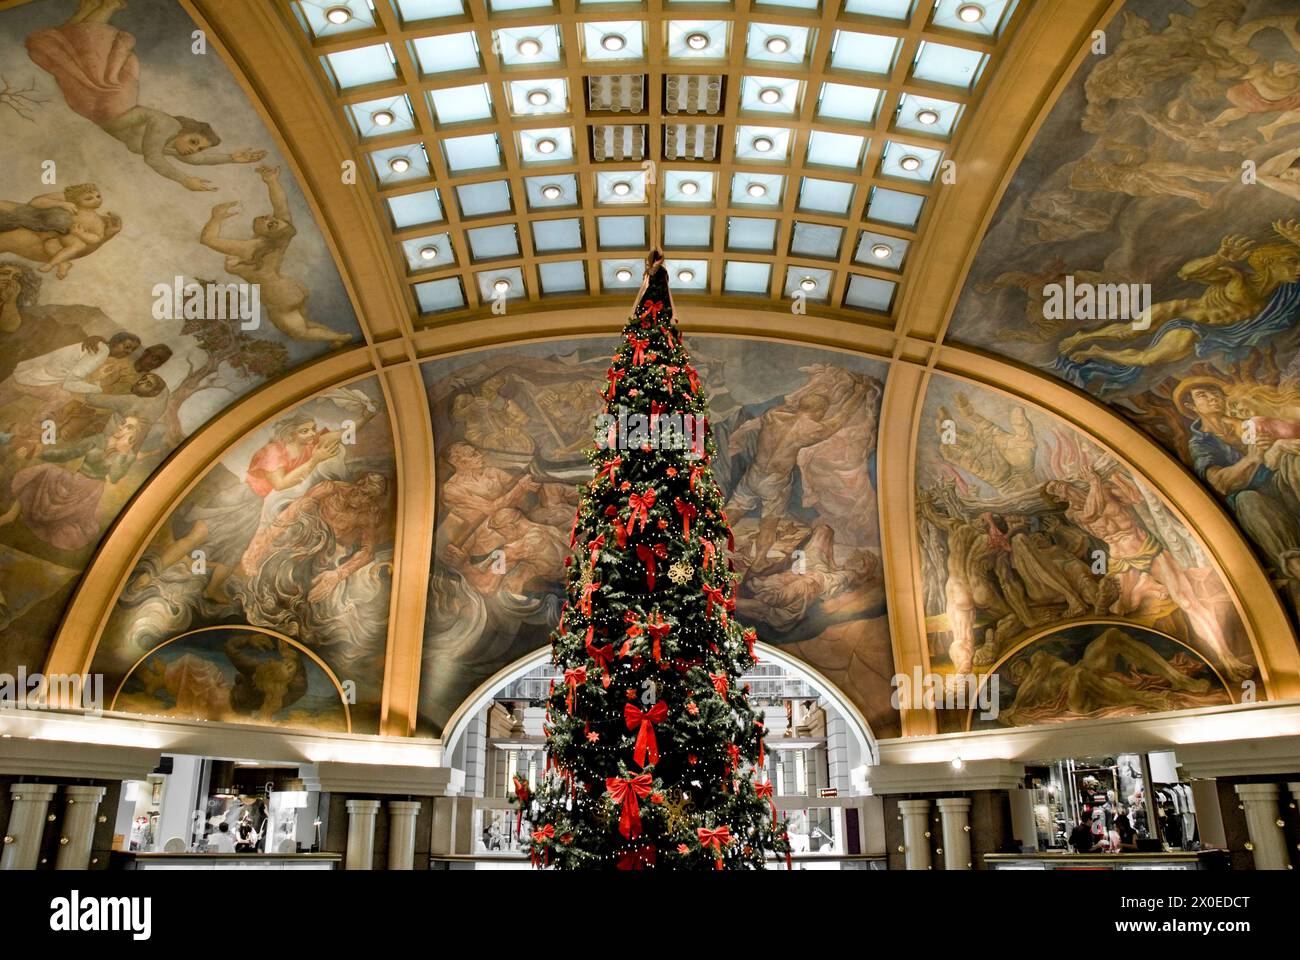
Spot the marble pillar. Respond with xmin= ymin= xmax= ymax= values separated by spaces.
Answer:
xmin=345 ymin=799 xmax=382 ymax=871
xmin=937 ymin=797 xmax=972 ymax=871
xmin=55 ymin=785 xmax=107 ymax=870
xmin=1 ymin=783 xmax=58 ymax=871
xmin=898 ymin=798 xmax=932 ymax=871
xmin=1233 ymin=783 xmax=1287 ymax=871
xmin=387 ymin=800 xmax=421 ymax=870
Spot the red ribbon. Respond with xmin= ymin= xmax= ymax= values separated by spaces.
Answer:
xmin=625 ymin=488 xmax=657 ymax=536
xmin=530 ymin=824 xmax=555 ymax=867
xmin=629 ymin=336 xmax=651 ymax=365
xmin=606 ymin=773 xmax=654 ymax=840
xmin=586 ymin=625 xmax=614 ymax=688
xmin=588 ymin=534 xmax=605 ymax=569
xmin=513 ymin=775 xmax=530 ymax=837
xmin=725 ymin=743 xmax=740 ymax=775
xmin=702 ymin=584 xmax=727 ymax=620
xmin=709 ymin=672 xmax=728 ymax=697
xmin=616 ymin=845 xmax=657 ymax=870
xmin=596 ymin=457 xmax=621 ymax=486
xmin=689 ymin=465 xmax=705 ymax=490
xmin=563 ymin=666 xmax=587 ymax=714
xmin=755 ymin=781 xmax=777 ymax=827
xmin=568 ymin=510 xmax=580 ymax=548
xmin=580 ymin=581 xmax=600 ymax=615
xmin=674 ymin=497 xmax=697 ymax=538
xmin=635 ymin=542 xmax=667 ymax=590
xmin=685 ymin=366 xmax=700 ymax=394
xmin=624 ymin=700 xmax=669 ymax=768
xmin=645 ymin=613 xmax=670 ymax=662
xmin=697 ymin=825 xmax=732 ymax=870
xmin=743 ymin=628 xmax=757 ymax=660
xmin=605 ymin=367 xmax=625 ymax=400
xmin=663 ymin=365 xmax=680 ymax=395
xmin=644 ymin=300 xmax=664 ymax=321
xmin=699 ymin=537 xmax=715 ymax=568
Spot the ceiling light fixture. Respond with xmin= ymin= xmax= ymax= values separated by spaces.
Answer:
xmin=799 ymin=276 xmax=817 ymax=291
xmin=765 ymin=36 xmax=790 ymax=55
xmin=957 ymin=3 xmax=985 ymax=23
xmin=899 ymin=154 xmax=922 ymax=172
xmin=685 ymin=32 xmax=710 ymax=51
xmin=540 ymin=184 xmax=563 ymax=200
xmin=419 ymin=245 xmax=439 ymax=261
xmin=601 ymin=33 xmax=626 ymax=52
xmin=493 ymin=278 xmax=512 ymax=294
xmin=372 ymin=110 xmax=395 ymax=127
xmin=527 ymin=89 xmax=551 ymax=107
xmin=751 ymin=136 xmax=774 ymax=153
xmin=679 ymin=180 xmax=700 ymax=196
xmin=758 ymin=87 xmax=782 ymax=105
xmin=325 ymin=6 xmax=352 ymax=25
xmin=536 ymin=137 xmax=558 ymax=154
xmin=388 ymin=156 xmax=411 ymax=174
xmin=746 ymin=182 xmax=767 ymax=198
xmin=611 ymin=180 xmax=632 ymax=196
xmin=615 ymin=268 xmax=633 ymax=282
xmin=916 ymin=108 xmax=940 ymax=126
xmin=516 ymin=37 xmax=543 ymax=57
xmin=951 ymin=756 xmax=965 ymax=770
xmin=871 ymin=242 xmax=893 ymax=260
xmin=677 ymin=269 xmax=695 ymax=283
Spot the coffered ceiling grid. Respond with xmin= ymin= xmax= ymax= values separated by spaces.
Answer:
xmin=281 ymin=0 xmax=1025 ymax=330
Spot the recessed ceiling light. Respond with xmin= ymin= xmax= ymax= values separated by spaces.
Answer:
xmin=389 ymin=157 xmax=411 ymax=174
xmin=751 ymin=136 xmax=775 ymax=153
xmin=493 ymin=278 xmax=512 ymax=294
xmin=677 ymin=269 xmax=695 ymax=283
xmin=419 ymin=245 xmax=439 ymax=261
xmin=527 ymin=89 xmax=551 ymax=106
xmin=615 ymin=268 xmax=633 ymax=282
xmin=764 ymin=36 xmax=790 ymax=55
xmin=611 ymin=180 xmax=632 ymax=196
xmin=679 ymin=180 xmax=700 ymax=196
xmin=871 ymin=242 xmax=893 ymax=260
xmin=541 ymin=183 xmax=563 ymax=200
xmin=685 ymin=32 xmax=710 ymax=51
xmin=799 ymin=276 xmax=818 ymax=291
xmin=758 ymin=87 xmax=782 ymax=105
xmin=899 ymin=154 xmax=922 ymax=172
xmin=601 ymin=33 xmax=626 ymax=52
xmin=536 ymin=137 xmax=558 ymax=154
xmin=325 ymin=6 xmax=352 ymax=25
xmin=957 ymin=3 xmax=985 ymax=23
xmin=916 ymin=109 xmax=940 ymax=126
xmin=517 ymin=37 xmax=543 ymax=57
xmin=746 ymin=182 xmax=767 ymax=198
xmin=372 ymin=110 xmax=395 ymax=127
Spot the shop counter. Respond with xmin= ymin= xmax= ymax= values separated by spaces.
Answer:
xmin=985 ymin=850 xmax=1228 ymax=871
xmin=111 ymin=852 xmax=342 ymax=871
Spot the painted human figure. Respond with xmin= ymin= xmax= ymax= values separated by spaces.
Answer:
xmin=0 ymin=185 xmax=121 ymax=278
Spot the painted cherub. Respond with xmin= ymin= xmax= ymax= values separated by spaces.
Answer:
xmin=0 ymin=183 xmax=121 ymax=278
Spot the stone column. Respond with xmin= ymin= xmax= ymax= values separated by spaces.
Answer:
xmin=55 ymin=785 xmax=107 ymax=870
xmin=937 ymin=797 xmax=972 ymax=871
xmin=387 ymin=801 xmax=421 ymax=870
xmin=1 ymin=783 xmax=59 ymax=871
xmin=1233 ymin=783 xmax=1287 ymax=870
xmin=344 ymin=799 xmax=382 ymax=870
xmin=898 ymin=798 xmax=932 ymax=871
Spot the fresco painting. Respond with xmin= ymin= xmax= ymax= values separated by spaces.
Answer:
xmin=418 ymin=338 xmax=897 ymax=739
xmin=0 ymin=0 xmax=359 ymax=676
xmin=947 ymin=0 xmax=1300 ymax=614
xmin=916 ymin=376 xmax=1253 ymax=730
xmin=96 ymin=378 xmax=394 ymax=733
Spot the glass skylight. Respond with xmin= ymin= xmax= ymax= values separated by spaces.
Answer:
xmin=734 ymin=125 xmax=793 ymax=162
xmin=844 ymin=274 xmax=897 ymax=312
xmin=388 ymin=189 xmax=444 ymax=228
xmin=726 ymin=217 xmax=778 ymax=253
xmin=854 ymin=230 xmax=909 ymax=269
xmin=429 ymin=84 xmax=494 ymax=126
xmin=666 ymin=21 xmax=729 ymax=60
xmin=806 ymin=130 xmax=867 ymax=169
xmin=881 ymin=141 xmax=944 ymax=182
xmin=894 ymin=93 xmax=964 ymax=136
xmin=392 ymin=0 xmax=465 ymax=24
xmin=583 ymin=21 xmax=646 ymax=61
xmin=790 ymin=221 xmax=844 ymax=259
xmin=443 ymin=133 xmax=502 ymax=173
xmin=740 ymin=76 xmax=801 ymax=116
xmin=539 ymin=261 xmax=587 ymax=295
xmin=494 ymin=26 xmax=563 ymax=66
xmin=323 ymin=44 xmax=397 ymax=90
xmin=532 ymin=218 xmax=584 ymax=252
xmin=665 ymin=171 xmax=716 ymax=204
xmin=598 ymin=216 xmax=647 ymax=249
xmin=467 ymin=224 xmax=520 ymax=261
xmin=601 ymin=259 xmax=644 ymax=289
xmin=402 ymin=232 xmax=454 ymax=272
xmin=295 ymin=0 xmax=377 ymax=39
xmin=349 ymin=95 xmax=416 ymax=140
xmin=518 ymin=127 xmax=576 ymax=164
xmin=912 ymin=41 xmax=988 ymax=89
xmin=816 ymin=82 xmax=882 ymax=124
xmin=828 ymin=31 xmax=899 ymax=75
xmin=866 ymin=185 xmax=924 ymax=227
xmin=842 ymin=0 xmax=914 ymax=18
xmin=597 ymin=171 xmax=648 ymax=204
xmin=745 ymin=23 xmax=812 ymax=65
xmin=797 ymin=177 xmax=856 ymax=215
xmin=666 ymin=259 xmax=708 ymax=291
xmin=414 ymin=277 xmax=466 ymax=314
xmin=731 ymin=173 xmax=784 ymax=207
xmin=524 ymin=174 xmax=580 ymax=210
xmin=508 ymin=79 xmax=569 ymax=117
xmin=456 ymin=180 xmax=513 ymax=218
xmin=489 ymin=0 xmax=553 ymax=10
xmin=411 ymin=32 xmax=480 ymax=74
xmin=476 ymin=267 xmax=525 ymax=302
xmin=931 ymin=0 xmax=1016 ymax=37
xmin=724 ymin=261 xmax=772 ymax=295
xmin=785 ymin=266 xmax=834 ymax=300
xmin=370 ymin=144 xmax=430 ymax=185
xmin=664 ymin=215 xmax=713 ymax=249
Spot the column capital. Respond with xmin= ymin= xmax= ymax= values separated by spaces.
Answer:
xmin=63 ymin=785 xmax=107 ymax=803
xmin=897 ymin=799 xmax=931 ymax=814
xmin=1234 ymin=783 xmax=1280 ymax=801
xmin=345 ymin=799 xmax=382 ymax=814
xmin=936 ymin=797 xmax=972 ymax=812
xmin=387 ymin=801 xmax=422 ymax=814
xmin=9 ymin=783 xmax=58 ymax=801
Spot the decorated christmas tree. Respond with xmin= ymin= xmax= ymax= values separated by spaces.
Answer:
xmin=515 ymin=251 xmax=790 ymax=870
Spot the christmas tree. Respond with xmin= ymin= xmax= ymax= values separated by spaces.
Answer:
xmin=516 ymin=251 xmax=790 ymax=870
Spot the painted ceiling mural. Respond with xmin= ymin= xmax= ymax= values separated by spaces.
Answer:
xmin=418 ymin=338 xmax=896 ymax=740
xmin=916 ymin=375 xmax=1254 ymax=732
xmin=0 ymin=0 xmax=359 ymax=676
xmin=947 ymin=0 xmax=1300 ymax=616
xmin=95 ymin=377 xmax=394 ymax=734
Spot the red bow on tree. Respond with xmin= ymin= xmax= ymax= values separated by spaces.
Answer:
xmin=587 ymin=534 xmax=606 ymax=570
xmin=605 ymin=367 xmax=625 ymax=400
xmin=674 ymin=497 xmax=697 ymax=538
xmin=513 ymin=774 xmax=530 ymax=837
xmin=643 ymin=299 xmax=664 ymax=321
xmin=606 ymin=773 xmax=654 ymax=840
xmin=628 ymin=336 xmax=651 ymax=365
xmin=699 ymin=537 xmax=716 ymax=568
xmin=725 ymin=743 xmax=741 ymax=775
xmin=688 ymin=465 xmax=705 ymax=490
xmin=624 ymin=700 xmax=669 ymax=768
xmin=586 ymin=625 xmax=614 ymax=688
xmin=709 ymin=672 xmax=729 ymax=696
xmin=563 ymin=666 xmax=587 ymax=714
xmin=697 ymin=825 xmax=732 ymax=870
xmin=625 ymin=488 xmax=657 ymax=535
xmin=742 ymin=627 xmax=758 ymax=660
xmin=663 ymin=365 xmax=680 ymax=395
xmin=659 ymin=325 xmax=676 ymax=349
xmin=530 ymin=824 xmax=555 ymax=867
xmin=596 ymin=456 xmax=621 ymax=487
xmin=615 ymin=844 xmax=657 ymax=870
xmin=644 ymin=612 xmax=671 ymax=662
xmin=755 ymin=780 xmax=778 ymax=826
xmin=684 ymin=366 xmax=701 ymax=394
xmin=580 ymin=580 xmax=600 ymax=615
xmin=635 ymin=542 xmax=668 ymax=590
xmin=702 ymin=584 xmax=727 ymax=620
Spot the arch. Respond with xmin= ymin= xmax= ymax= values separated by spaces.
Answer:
xmin=440 ymin=642 xmax=880 ymax=766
